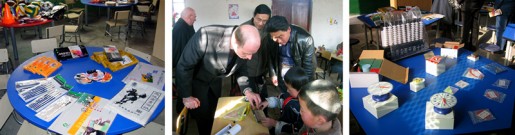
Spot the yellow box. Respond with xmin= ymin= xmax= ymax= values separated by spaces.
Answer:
xmin=90 ymin=50 xmax=139 ymax=72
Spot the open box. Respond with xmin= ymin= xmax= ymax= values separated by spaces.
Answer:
xmin=435 ymin=41 xmax=464 ymax=59
xmin=350 ymin=50 xmax=409 ymax=88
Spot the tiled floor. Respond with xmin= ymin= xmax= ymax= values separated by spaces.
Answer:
xmin=0 ymin=11 xmax=164 ymax=135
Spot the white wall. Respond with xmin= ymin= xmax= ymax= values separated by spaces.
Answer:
xmin=185 ymin=0 xmax=342 ymax=50
xmin=186 ymin=0 xmax=272 ymax=30
xmin=153 ymin=0 xmax=165 ymax=60
xmin=311 ymin=0 xmax=343 ymax=51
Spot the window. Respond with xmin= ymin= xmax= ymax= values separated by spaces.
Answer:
xmin=172 ymin=0 xmax=185 ymax=26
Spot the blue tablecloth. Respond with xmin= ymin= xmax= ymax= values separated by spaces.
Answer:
xmin=6 ymin=47 xmax=164 ymax=135
xmin=350 ymin=48 xmax=515 ymax=135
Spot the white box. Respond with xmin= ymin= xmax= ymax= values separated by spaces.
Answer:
xmin=349 ymin=72 xmax=380 ymax=88
xmin=363 ymin=94 xmax=398 ymax=119
xmin=426 ymin=59 xmax=446 ymax=76
xmin=441 ymin=48 xmax=458 ymax=58
xmin=425 ymin=102 xmax=454 ymax=129
xmin=410 ymin=81 xmax=425 ymax=92
xmin=467 ymin=54 xmax=479 ymax=61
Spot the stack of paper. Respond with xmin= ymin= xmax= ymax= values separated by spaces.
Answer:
xmin=122 ymin=63 xmax=165 ymax=89
xmin=49 ymin=93 xmax=117 ymax=135
xmin=109 ymin=80 xmax=164 ymax=126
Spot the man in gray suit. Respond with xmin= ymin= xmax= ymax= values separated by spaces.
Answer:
xmin=176 ymin=25 xmax=262 ymax=134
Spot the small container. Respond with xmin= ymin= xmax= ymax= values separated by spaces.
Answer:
xmin=362 ymin=64 xmax=371 ymax=72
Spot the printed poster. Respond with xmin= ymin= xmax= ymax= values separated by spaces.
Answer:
xmin=49 ymin=94 xmax=117 ymax=135
xmin=229 ymin=4 xmax=239 ymax=19
xmin=122 ymin=62 xmax=165 ymax=89
xmin=109 ymin=80 xmax=164 ymax=126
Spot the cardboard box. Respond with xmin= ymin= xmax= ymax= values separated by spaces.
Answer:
xmin=425 ymin=102 xmax=454 ymax=129
xmin=349 ymin=72 xmax=381 ymax=88
xmin=350 ymin=50 xmax=409 ymax=87
xmin=363 ymin=94 xmax=398 ymax=119
xmin=435 ymin=42 xmax=464 ymax=58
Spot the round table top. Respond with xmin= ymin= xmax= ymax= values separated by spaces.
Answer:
xmin=7 ymin=47 xmax=164 ymax=134
xmin=0 ymin=19 xmax=52 ymax=28
xmin=81 ymin=0 xmax=136 ymax=8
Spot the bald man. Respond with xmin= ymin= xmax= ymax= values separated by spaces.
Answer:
xmin=173 ymin=7 xmax=197 ymax=68
xmin=176 ymin=25 xmax=262 ymax=134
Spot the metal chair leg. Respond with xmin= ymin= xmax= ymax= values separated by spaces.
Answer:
xmin=74 ymin=33 xmax=78 ymax=45
xmin=78 ymin=33 xmax=82 ymax=42
xmin=11 ymin=112 xmax=23 ymax=125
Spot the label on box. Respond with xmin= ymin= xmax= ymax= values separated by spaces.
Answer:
xmin=429 ymin=56 xmax=442 ymax=63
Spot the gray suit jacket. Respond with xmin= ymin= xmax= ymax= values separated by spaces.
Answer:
xmin=176 ymin=25 xmax=251 ymax=100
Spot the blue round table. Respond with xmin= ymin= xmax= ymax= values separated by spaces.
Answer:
xmin=81 ymin=0 xmax=136 ymax=26
xmin=7 ymin=47 xmax=164 ymax=134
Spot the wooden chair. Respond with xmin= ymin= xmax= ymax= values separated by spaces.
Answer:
xmin=45 ymin=25 xmax=65 ymax=47
xmin=65 ymin=12 xmax=83 ymax=45
xmin=0 ymin=94 xmax=13 ymax=128
xmin=125 ymin=47 xmax=151 ymax=62
xmin=105 ymin=10 xmax=130 ymax=41
xmin=0 ymin=48 xmax=13 ymax=90
xmin=31 ymin=38 xmax=58 ymax=55
xmin=315 ymin=50 xmax=332 ymax=79
xmin=175 ymin=107 xmax=189 ymax=135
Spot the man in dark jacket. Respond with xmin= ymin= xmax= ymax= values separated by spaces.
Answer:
xmin=265 ymin=16 xmax=316 ymax=95
xmin=172 ymin=7 xmax=196 ymax=114
xmin=495 ymin=0 xmax=515 ymax=54
xmin=459 ymin=0 xmax=486 ymax=51
xmin=173 ymin=7 xmax=196 ymax=68
xmin=176 ymin=25 xmax=262 ymax=135
xmin=239 ymin=4 xmax=272 ymax=107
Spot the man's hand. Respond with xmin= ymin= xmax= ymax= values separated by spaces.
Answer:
xmin=183 ymin=97 xmax=200 ymax=109
xmin=271 ymin=76 xmax=278 ymax=86
xmin=245 ymin=89 xmax=262 ymax=109
xmin=258 ymin=101 xmax=269 ymax=110
xmin=260 ymin=117 xmax=277 ymax=128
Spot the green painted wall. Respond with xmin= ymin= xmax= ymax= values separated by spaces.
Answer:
xmin=350 ymin=0 xmax=390 ymax=14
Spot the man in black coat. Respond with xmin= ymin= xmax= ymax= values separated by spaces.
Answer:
xmin=265 ymin=16 xmax=317 ymax=95
xmin=173 ymin=7 xmax=196 ymax=68
xmin=459 ymin=0 xmax=486 ymax=51
xmin=176 ymin=25 xmax=262 ymax=135
xmin=172 ymin=7 xmax=196 ymax=114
